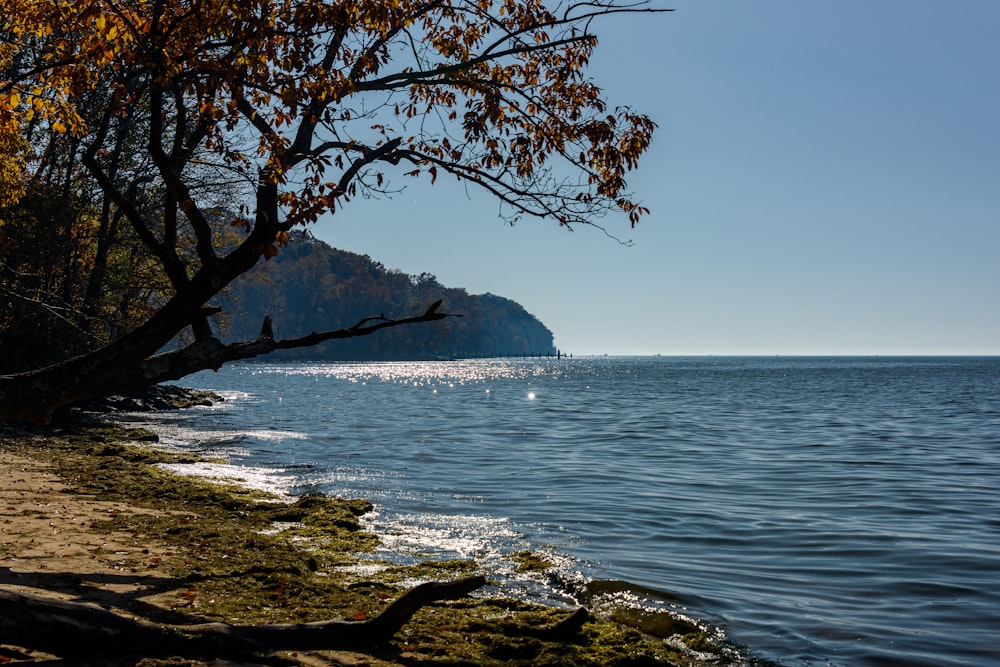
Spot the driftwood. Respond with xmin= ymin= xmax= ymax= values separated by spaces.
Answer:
xmin=0 ymin=576 xmax=487 ymax=660
xmin=529 ymin=606 xmax=591 ymax=642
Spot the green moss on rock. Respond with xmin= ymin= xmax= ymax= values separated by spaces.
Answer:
xmin=512 ymin=549 xmax=555 ymax=572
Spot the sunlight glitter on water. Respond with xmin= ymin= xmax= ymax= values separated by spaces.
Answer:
xmin=367 ymin=511 xmax=520 ymax=561
xmin=247 ymin=359 xmax=566 ymax=387
xmin=156 ymin=461 xmax=295 ymax=497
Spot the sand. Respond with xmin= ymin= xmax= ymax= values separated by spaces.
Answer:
xmin=0 ymin=439 xmax=385 ymax=666
xmin=0 ymin=447 xmax=181 ymax=603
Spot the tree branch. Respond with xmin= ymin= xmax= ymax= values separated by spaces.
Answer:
xmin=356 ymin=33 xmax=592 ymax=94
xmin=147 ymin=85 xmax=219 ymax=269
xmin=96 ymin=301 xmax=457 ymax=395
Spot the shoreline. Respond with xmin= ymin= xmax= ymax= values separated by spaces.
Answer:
xmin=0 ymin=415 xmax=730 ymax=666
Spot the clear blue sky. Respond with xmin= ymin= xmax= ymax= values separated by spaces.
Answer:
xmin=312 ymin=1 xmax=1000 ymax=356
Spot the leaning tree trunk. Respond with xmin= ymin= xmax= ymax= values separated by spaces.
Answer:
xmin=0 ymin=269 xmax=229 ymax=422
xmin=0 ymin=188 xmax=279 ymax=424
xmin=0 ymin=297 xmax=450 ymax=424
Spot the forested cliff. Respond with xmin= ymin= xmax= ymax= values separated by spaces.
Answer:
xmin=219 ymin=235 xmax=557 ymax=361
xmin=0 ymin=216 xmax=555 ymax=374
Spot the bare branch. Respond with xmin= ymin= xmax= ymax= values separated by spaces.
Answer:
xmin=356 ymin=33 xmax=593 ymax=93
xmin=95 ymin=301 xmax=458 ymax=395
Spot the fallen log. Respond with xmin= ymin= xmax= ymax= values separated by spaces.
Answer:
xmin=0 ymin=576 xmax=486 ymax=660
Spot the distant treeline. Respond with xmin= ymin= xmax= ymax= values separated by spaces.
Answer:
xmin=219 ymin=235 xmax=557 ymax=361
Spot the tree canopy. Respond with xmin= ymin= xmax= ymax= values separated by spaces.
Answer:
xmin=0 ymin=0 xmax=664 ymax=422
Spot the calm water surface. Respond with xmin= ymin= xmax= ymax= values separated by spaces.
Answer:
xmin=131 ymin=356 xmax=1000 ymax=666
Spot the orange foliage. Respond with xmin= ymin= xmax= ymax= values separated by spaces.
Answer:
xmin=1 ymin=0 xmax=661 ymax=249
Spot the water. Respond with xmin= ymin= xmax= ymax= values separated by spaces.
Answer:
xmin=127 ymin=356 xmax=1000 ymax=666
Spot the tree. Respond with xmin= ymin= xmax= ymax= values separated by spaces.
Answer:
xmin=0 ymin=0 xmax=664 ymax=424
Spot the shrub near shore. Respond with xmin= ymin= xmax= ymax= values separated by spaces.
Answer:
xmin=0 ymin=418 xmax=731 ymax=666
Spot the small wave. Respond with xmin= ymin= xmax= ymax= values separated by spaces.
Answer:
xmin=210 ymin=389 xmax=253 ymax=402
xmin=223 ymin=428 xmax=311 ymax=442
xmin=117 ymin=421 xmax=310 ymax=452
xmin=551 ymin=577 xmax=750 ymax=664
xmin=560 ymin=578 xmax=706 ymax=636
xmin=156 ymin=461 xmax=294 ymax=498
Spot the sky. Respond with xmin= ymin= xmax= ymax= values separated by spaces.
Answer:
xmin=310 ymin=1 xmax=1000 ymax=356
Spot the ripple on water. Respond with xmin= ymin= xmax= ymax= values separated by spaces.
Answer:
xmin=146 ymin=357 xmax=1000 ymax=667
